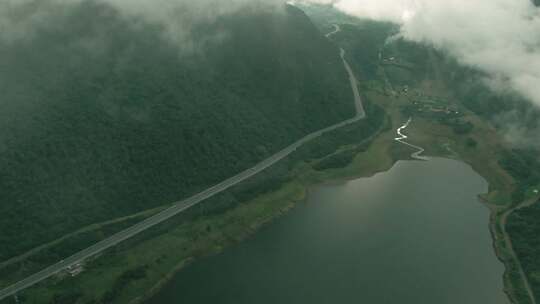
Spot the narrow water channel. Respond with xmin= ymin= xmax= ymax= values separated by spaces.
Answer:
xmin=147 ymin=158 xmax=508 ymax=304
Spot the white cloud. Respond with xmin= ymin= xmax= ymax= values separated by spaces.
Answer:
xmin=3 ymin=0 xmax=539 ymax=107
xmin=100 ymin=0 xmax=284 ymax=48
xmin=314 ymin=0 xmax=540 ymax=107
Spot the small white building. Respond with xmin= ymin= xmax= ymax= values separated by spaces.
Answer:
xmin=66 ymin=263 xmax=84 ymax=277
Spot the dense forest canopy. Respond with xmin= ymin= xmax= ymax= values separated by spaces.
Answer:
xmin=0 ymin=1 xmax=355 ymax=260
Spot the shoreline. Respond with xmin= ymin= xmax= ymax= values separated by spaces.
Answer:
xmin=135 ymin=118 xmax=487 ymax=303
xmin=136 ymin=139 xmax=511 ymax=304
xmin=133 ymin=202 xmax=300 ymax=304
xmin=12 ymin=107 xmax=529 ymax=304
xmin=136 ymin=107 xmax=532 ymax=304
xmin=133 ymin=121 xmax=396 ymax=303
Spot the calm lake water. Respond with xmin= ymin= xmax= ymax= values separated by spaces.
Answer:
xmin=148 ymin=158 xmax=509 ymax=304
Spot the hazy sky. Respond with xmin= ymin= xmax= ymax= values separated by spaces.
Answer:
xmin=0 ymin=0 xmax=283 ymax=53
xmin=308 ymin=0 xmax=540 ymax=108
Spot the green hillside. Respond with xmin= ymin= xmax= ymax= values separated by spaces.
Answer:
xmin=0 ymin=1 xmax=354 ymax=261
xmin=508 ymin=198 xmax=540 ymax=301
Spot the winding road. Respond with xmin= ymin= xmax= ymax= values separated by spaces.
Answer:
xmin=0 ymin=24 xmax=364 ymax=300
xmin=326 ymin=24 xmax=366 ymax=119
xmin=394 ymin=118 xmax=429 ymax=160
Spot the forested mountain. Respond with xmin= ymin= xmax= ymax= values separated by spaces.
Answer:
xmin=0 ymin=1 xmax=354 ymax=260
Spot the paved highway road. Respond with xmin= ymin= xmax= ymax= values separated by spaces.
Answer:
xmin=0 ymin=24 xmax=363 ymax=300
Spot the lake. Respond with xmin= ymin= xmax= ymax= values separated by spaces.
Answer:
xmin=147 ymin=158 xmax=509 ymax=304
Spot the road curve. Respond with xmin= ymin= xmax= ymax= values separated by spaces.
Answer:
xmin=0 ymin=24 xmax=365 ymax=300
xmin=326 ymin=24 xmax=366 ymax=118
xmin=394 ymin=118 xmax=429 ymax=161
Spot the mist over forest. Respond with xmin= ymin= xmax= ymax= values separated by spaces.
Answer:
xmin=0 ymin=0 xmax=355 ymax=260
xmin=1 ymin=2 xmax=540 ymax=304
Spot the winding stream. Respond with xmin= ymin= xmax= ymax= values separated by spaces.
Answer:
xmin=395 ymin=118 xmax=429 ymax=160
